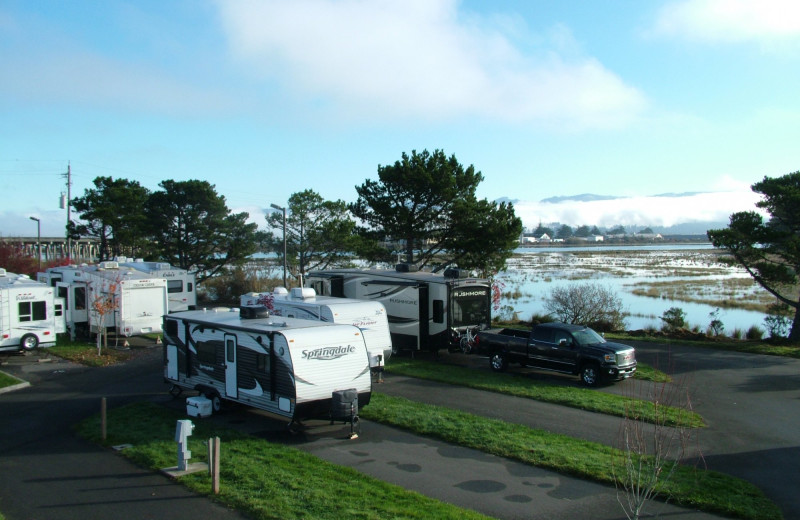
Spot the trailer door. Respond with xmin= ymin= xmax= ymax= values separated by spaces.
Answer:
xmin=224 ymin=333 xmax=238 ymax=399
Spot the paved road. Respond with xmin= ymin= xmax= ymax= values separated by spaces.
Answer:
xmin=1 ymin=338 xmax=795 ymax=519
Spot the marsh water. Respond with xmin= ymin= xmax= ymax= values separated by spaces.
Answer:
xmin=497 ymin=244 xmax=774 ymax=334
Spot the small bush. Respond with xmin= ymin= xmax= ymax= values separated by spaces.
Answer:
xmin=731 ymin=328 xmax=744 ymax=340
xmin=764 ymin=314 xmax=791 ymax=339
xmin=660 ymin=307 xmax=686 ymax=332
xmin=745 ymin=325 xmax=764 ymax=341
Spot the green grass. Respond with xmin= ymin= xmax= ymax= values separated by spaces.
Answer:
xmin=386 ymin=357 xmax=705 ymax=428
xmin=0 ymin=370 xmax=24 ymax=390
xmin=362 ymin=393 xmax=781 ymax=520
xmin=75 ymin=401 xmax=490 ymax=520
xmin=608 ymin=332 xmax=800 ymax=359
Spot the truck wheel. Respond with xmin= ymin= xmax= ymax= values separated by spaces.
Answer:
xmin=580 ymin=364 xmax=601 ymax=387
xmin=490 ymin=352 xmax=508 ymax=372
xmin=20 ymin=334 xmax=39 ymax=351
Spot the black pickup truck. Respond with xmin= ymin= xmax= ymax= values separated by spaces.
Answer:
xmin=475 ymin=322 xmax=636 ymax=386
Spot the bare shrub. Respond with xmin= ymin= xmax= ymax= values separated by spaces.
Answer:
xmin=614 ymin=367 xmax=700 ymax=519
xmin=544 ymin=282 xmax=627 ymax=331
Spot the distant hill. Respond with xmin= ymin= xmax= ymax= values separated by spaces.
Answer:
xmin=539 ymin=193 xmax=621 ymax=203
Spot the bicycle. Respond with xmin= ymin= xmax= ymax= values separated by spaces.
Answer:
xmin=458 ymin=327 xmax=478 ymax=354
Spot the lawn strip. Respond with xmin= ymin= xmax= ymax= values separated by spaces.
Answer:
xmin=75 ymin=401 xmax=491 ymax=520
xmin=362 ymin=393 xmax=780 ymax=520
xmin=386 ymin=358 xmax=704 ymax=428
xmin=0 ymin=371 xmax=24 ymax=390
xmin=608 ymin=333 xmax=800 ymax=359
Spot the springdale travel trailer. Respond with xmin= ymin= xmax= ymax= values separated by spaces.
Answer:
xmin=37 ymin=262 xmax=169 ymax=338
xmin=305 ymin=265 xmax=492 ymax=353
xmin=115 ymin=257 xmax=196 ymax=312
xmin=162 ymin=307 xmax=372 ymax=425
xmin=0 ymin=268 xmax=65 ymax=352
xmin=240 ymin=287 xmax=392 ymax=371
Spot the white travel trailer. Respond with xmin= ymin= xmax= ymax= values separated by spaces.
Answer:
xmin=38 ymin=262 xmax=169 ymax=338
xmin=306 ymin=265 xmax=492 ymax=353
xmin=162 ymin=307 xmax=372 ymax=424
xmin=240 ymin=287 xmax=392 ymax=371
xmin=115 ymin=257 xmax=197 ymax=312
xmin=0 ymin=268 xmax=65 ymax=352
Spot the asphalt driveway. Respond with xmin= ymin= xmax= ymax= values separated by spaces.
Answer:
xmin=1 ymin=338 xmax=796 ymax=519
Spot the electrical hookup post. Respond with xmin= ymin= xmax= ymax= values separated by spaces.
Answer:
xmin=161 ymin=419 xmax=209 ymax=477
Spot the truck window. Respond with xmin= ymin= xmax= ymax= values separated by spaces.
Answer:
xmin=532 ymin=327 xmax=554 ymax=343
xmin=553 ymin=330 xmax=573 ymax=346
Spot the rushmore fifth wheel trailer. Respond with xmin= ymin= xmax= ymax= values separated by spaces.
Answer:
xmin=0 ymin=268 xmax=65 ymax=352
xmin=305 ymin=265 xmax=492 ymax=353
xmin=162 ymin=307 xmax=372 ymax=424
xmin=37 ymin=262 xmax=169 ymax=338
xmin=240 ymin=287 xmax=392 ymax=372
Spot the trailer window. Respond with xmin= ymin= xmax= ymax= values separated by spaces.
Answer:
xmin=55 ymin=303 xmax=63 ymax=318
xmin=196 ymin=341 xmax=217 ymax=364
xmin=19 ymin=301 xmax=47 ymax=322
xmin=167 ymin=280 xmax=183 ymax=293
xmin=187 ymin=282 xmax=193 ymax=293
xmin=74 ymin=287 xmax=86 ymax=311
xmin=256 ymin=353 xmax=269 ymax=373
xmin=226 ymin=338 xmax=235 ymax=363
xmin=432 ymin=300 xmax=444 ymax=323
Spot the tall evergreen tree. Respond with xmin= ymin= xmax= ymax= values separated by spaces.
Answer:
xmin=350 ymin=149 xmax=521 ymax=274
xmin=708 ymin=171 xmax=800 ymax=341
xmin=71 ymin=177 xmax=150 ymax=260
xmin=145 ymin=180 xmax=261 ymax=283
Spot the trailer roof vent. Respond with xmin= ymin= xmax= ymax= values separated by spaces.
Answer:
xmin=0 ymin=268 xmax=6 ymax=277
xmin=240 ymin=305 xmax=270 ymax=319
xmin=290 ymin=287 xmax=316 ymax=300
xmin=395 ymin=263 xmax=418 ymax=273
xmin=443 ymin=268 xmax=469 ymax=278
xmin=273 ymin=286 xmax=289 ymax=295
xmin=98 ymin=261 xmax=119 ymax=269
xmin=156 ymin=263 xmax=171 ymax=269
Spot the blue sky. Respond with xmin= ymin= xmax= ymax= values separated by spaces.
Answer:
xmin=2 ymin=0 xmax=798 ymax=237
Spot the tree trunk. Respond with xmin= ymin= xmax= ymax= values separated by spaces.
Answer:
xmin=790 ymin=304 xmax=800 ymax=342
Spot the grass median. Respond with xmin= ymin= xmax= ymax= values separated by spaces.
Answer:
xmin=386 ymin=357 xmax=705 ymax=428
xmin=75 ymin=401 xmax=490 ymax=520
xmin=362 ymin=393 xmax=779 ymax=520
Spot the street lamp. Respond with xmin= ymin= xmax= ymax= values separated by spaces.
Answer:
xmin=270 ymin=203 xmax=287 ymax=288
xmin=29 ymin=216 xmax=41 ymax=271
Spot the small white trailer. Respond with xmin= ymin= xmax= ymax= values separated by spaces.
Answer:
xmin=0 ymin=268 xmax=65 ymax=352
xmin=240 ymin=287 xmax=392 ymax=371
xmin=115 ymin=257 xmax=197 ymax=312
xmin=162 ymin=307 xmax=372 ymax=425
xmin=37 ymin=261 xmax=169 ymax=338
xmin=306 ymin=265 xmax=493 ymax=354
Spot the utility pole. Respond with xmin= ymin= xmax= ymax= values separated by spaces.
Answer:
xmin=61 ymin=162 xmax=72 ymax=260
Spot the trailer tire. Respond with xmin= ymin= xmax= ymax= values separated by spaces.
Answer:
xmin=490 ymin=352 xmax=508 ymax=372
xmin=207 ymin=393 xmax=223 ymax=413
xmin=20 ymin=334 xmax=39 ymax=351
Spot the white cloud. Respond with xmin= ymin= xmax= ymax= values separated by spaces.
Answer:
xmin=214 ymin=0 xmax=646 ymax=128
xmin=511 ymin=190 xmax=763 ymax=230
xmin=652 ymin=0 xmax=800 ymax=45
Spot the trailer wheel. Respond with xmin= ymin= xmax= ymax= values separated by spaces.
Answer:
xmin=20 ymin=334 xmax=39 ymax=351
xmin=490 ymin=352 xmax=508 ymax=372
xmin=206 ymin=393 xmax=223 ymax=413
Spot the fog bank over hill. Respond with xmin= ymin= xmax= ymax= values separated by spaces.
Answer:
xmin=504 ymin=190 xmax=763 ymax=235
